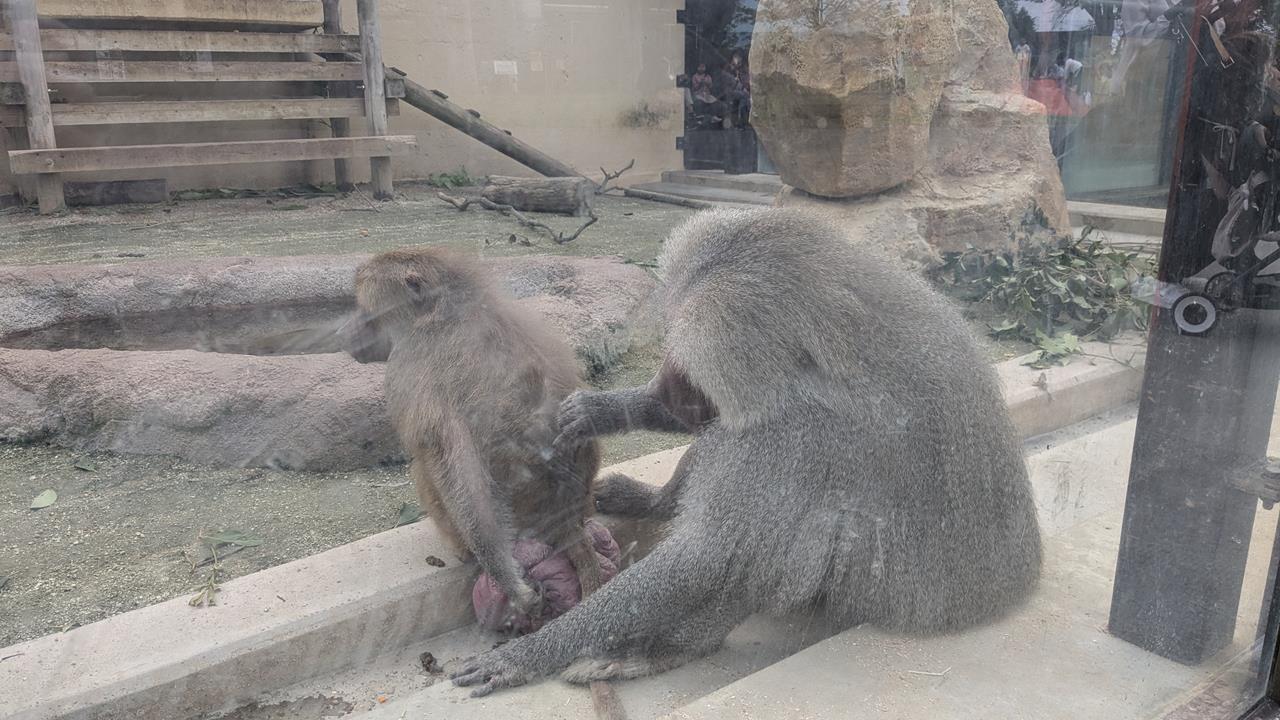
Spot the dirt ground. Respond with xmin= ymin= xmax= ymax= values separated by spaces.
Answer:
xmin=0 ymin=185 xmax=1025 ymax=648
xmin=0 ymin=183 xmax=687 ymax=266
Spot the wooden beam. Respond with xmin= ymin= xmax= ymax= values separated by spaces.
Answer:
xmin=1 ymin=98 xmax=400 ymax=127
xmin=0 ymin=29 xmax=361 ymax=54
xmin=31 ymin=0 xmax=325 ymax=28
xmin=322 ymin=0 xmax=354 ymax=191
xmin=394 ymin=71 xmax=578 ymax=177
xmin=3 ymin=0 xmax=64 ymax=213
xmin=0 ymin=61 xmax=364 ymax=84
xmin=357 ymin=0 xmax=393 ymax=200
xmin=8 ymin=135 xmax=418 ymax=174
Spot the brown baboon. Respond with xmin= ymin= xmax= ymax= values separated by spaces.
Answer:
xmin=347 ymin=247 xmax=606 ymax=620
xmin=452 ymin=208 xmax=1043 ymax=696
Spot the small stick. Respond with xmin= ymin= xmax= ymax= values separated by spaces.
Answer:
xmin=904 ymin=666 xmax=952 ymax=677
xmin=595 ymin=158 xmax=635 ymax=194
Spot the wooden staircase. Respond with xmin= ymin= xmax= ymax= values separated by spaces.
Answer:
xmin=0 ymin=0 xmax=416 ymax=213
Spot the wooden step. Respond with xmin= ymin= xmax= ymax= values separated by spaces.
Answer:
xmin=0 ymin=98 xmax=399 ymax=127
xmin=0 ymin=28 xmax=361 ymax=54
xmin=31 ymin=0 xmax=325 ymax=29
xmin=0 ymin=60 xmax=363 ymax=84
xmin=7 ymin=135 xmax=418 ymax=174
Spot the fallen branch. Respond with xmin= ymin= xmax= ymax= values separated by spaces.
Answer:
xmin=622 ymin=186 xmax=713 ymax=209
xmin=595 ymin=158 xmax=635 ymax=194
xmin=437 ymin=191 xmax=597 ymax=244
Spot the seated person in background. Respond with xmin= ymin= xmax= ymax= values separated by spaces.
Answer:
xmin=691 ymin=63 xmax=717 ymax=104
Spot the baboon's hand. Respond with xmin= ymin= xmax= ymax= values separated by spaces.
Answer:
xmin=451 ymin=642 xmax=541 ymax=697
xmin=555 ymin=390 xmax=617 ymax=448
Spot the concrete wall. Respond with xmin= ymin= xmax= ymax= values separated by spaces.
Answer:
xmin=1 ymin=0 xmax=686 ymax=199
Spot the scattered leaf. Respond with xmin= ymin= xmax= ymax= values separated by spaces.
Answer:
xmin=202 ymin=529 xmax=262 ymax=548
xmin=396 ymin=502 xmax=422 ymax=528
xmin=424 ymin=555 xmax=446 ymax=568
xmin=73 ymin=457 xmax=97 ymax=472
xmin=29 ymin=489 xmax=57 ymax=510
xmin=0 ymin=576 xmax=9 ymax=592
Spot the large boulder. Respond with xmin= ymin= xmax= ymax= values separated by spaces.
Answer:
xmin=750 ymin=0 xmax=958 ymax=197
xmin=0 ymin=254 xmax=655 ymax=470
xmin=750 ymin=0 xmax=1070 ymax=260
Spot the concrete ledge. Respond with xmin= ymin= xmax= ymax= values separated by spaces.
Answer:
xmin=1068 ymin=200 xmax=1165 ymax=237
xmin=999 ymin=335 xmax=1146 ymax=439
xmin=0 ymin=450 xmax=681 ymax=720
xmin=0 ymin=338 xmax=1146 ymax=720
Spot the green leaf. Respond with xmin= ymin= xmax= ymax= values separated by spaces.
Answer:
xmin=396 ymin=501 xmax=422 ymax=528
xmin=203 ymin=529 xmax=263 ymax=547
xmin=29 ymin=489 xmax=57 ymax=509
xmin=73 ymin=457 xmax=96 ymax=472
xmin=989 ymin=319 xmax=1020 ymax=335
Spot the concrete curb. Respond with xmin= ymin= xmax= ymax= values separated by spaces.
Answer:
xmin=0 ymin=339 xmax=1146 ymax=720
xmin=0 ymin=450 xmax=683 ymax=720
xmin=1000 ymin=336 xmax=1146 ymax=439
xmin=1068 ymin=200 xmax=1165 ymax=237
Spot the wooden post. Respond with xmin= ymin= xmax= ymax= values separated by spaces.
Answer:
xmin=321 ymin=0 xmax=354 ymax=191
xmin=355 ymin=0 xmax=392 ymax=200
xmin=1107 ymin=0 xmax=1280 ymax=664
xmin=4 ymin=0 xmax=64 ymax=213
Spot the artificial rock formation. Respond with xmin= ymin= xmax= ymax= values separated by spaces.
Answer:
xmin=751 ymin=0 xmax=1070 ymax=265
xmin=0 ymin=254 xmax=655 ymax=470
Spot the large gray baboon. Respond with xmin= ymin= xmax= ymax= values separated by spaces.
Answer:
xmin=452 ymin=208 xmax=1043 ymax=695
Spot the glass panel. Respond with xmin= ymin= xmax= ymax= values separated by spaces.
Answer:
xmin=1 ymin=1 xmax=1279 ymax=719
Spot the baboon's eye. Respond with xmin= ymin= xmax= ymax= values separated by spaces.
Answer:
xmin=405 ymin=274 xmax=424 ymax=295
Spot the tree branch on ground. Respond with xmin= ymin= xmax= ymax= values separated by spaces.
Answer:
xmin=437 ymin=191 xmax=597 ymax=244
xmin=595 ymin=159 xmax=635 ymax=194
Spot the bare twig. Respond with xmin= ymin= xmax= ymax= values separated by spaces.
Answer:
xmin=437 ymin=191 xmax=597 ymax=244
xmin=904 ymin=666 xmax=952 ymax=677
xmin=595 ymin=158 xmax=635 ymax=194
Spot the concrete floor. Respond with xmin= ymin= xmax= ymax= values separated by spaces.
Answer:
xmin=214 ymin=404 xmax=1280 ymax=720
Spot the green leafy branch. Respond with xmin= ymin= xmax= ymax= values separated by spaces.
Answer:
xmin=935 ymin=227 xmax=1157 ymax=368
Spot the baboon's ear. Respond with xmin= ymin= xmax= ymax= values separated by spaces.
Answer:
xmin=404 ymin=272 xmax=438 ymax=312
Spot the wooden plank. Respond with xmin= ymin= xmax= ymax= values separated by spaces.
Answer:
xmin=357 ymin=0 xmax=392 ymax=200
xmin=396 ymin=72 xmax=578 ymax=177
xmin=0 ymin=61 xmax=364 ymax=83
xmin=322 ymin=0 xmax=354 ymax=191
xmin=8 ymin=135 xmax=418 ymax=174
xmin=1 ymin=98 xmax=399 ymax=127
xmin=0 ymin=29 xmax=361 ymax=54
xmin=0 ymin=105 xmax=20 ymax=126
xmin=3 ymin=0 xmax=64 ymax=213
xmin=31 ymin=0 xmax=324 ymax=28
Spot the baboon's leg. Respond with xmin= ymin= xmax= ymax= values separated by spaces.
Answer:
xmin=410 ymin=456 xmax=471 ymax=562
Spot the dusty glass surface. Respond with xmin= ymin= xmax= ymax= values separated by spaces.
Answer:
xmin=0 ymin=1 xmax=1279 ymax=719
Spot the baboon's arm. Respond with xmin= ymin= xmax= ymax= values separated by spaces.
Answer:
xmin=452 ymin=522 xmax=729 ymax=695
xmin=556 ymin=358 xmax=717 ymax=445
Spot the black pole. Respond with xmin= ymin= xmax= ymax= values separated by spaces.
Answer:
xmin=1108 ymin=0 xmax=1280 ymax=664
